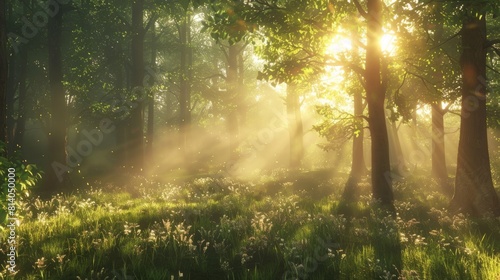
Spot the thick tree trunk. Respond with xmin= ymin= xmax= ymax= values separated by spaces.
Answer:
xmin=44 ymin=6 xmax=67 ymax=192
xmin=0 ymin=0 xmax=6 ymax=148
xmin=179 ymin=15 xmax=192 ymax=164
xmin=451 ymin=15 xmax=500 ymax=216
xmin=286 ymin=82 xmax=304 ymax=169
xmin=431 ymin=102 xmax=451 ymax=194
xmin=128 ymin=0 xmax=145 ymax=172
xmin=366 ymin=0 xmax=393 ymax=206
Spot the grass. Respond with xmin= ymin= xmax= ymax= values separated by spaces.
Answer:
xmin=1 ymin=170 xmax=500 ymax=279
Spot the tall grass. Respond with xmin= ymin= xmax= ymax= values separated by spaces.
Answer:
xmin=0 ymin=171 xmax=499 ymax=279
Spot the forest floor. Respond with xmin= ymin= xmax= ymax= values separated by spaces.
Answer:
xmin=1 ymin=169 xmax=500 ymax=279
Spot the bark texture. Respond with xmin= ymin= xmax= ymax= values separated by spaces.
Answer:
xmin=366 ymin=0 xmax=393 ymax=206
xmin=0 ymin=0 xmax=6 ymax=147
xmin=128 ymin=0 xmax=145 ymax=172
xmin=451 ymin=15 xmax=500 ymax=216
xmin=431 ymin=102 xmax=451 ymax=194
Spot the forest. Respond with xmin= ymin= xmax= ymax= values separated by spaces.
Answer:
xmin=1 ymin=0 xmax=500 ymax=279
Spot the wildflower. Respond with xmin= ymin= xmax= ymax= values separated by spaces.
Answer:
xmin=56 ymin=254 xmax=66 ymax=264
xmin=35 ymin=257 xmax=47 ymax=269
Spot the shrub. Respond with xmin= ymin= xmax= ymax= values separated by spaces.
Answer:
xmin=0 ymin=141 xmax=42 ymax=231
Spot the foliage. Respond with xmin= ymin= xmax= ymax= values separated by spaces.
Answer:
xmin=1 ymin=172 xmax=499 ymax=279
xmin=0 ymin=142 xmax=42 ymax=231
xmin=313 ymin=104 xmax=356 ymax=151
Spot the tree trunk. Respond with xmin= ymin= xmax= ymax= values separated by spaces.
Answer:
xmin=237 ymin=50 xmax=247 ymax=126
xmin=342 ymin=89 xmax=367 ymax=201
xmin=44 ymin=5 xmax=67 ymax=192
xmin=146 ymin=22 xmax=157 ymax=161
xmin=451 ymin=15 xmax=500 ymax=216
xmin=179 ymin=15 xmax=192 ymax=165
xmin=351 ymin=90 xmax=366 ymax=177
xmin=431 ymin=102 xmax=451 ymax=194
xmin=111 ymin=44 xmax=128 ymax=171
xmin=286 ymin=82 xmax=304 ymax=169
xmin=5 ymin=34 xmax=15 ymax=154
xmin=0 ymin=0 xmax=6 ymax=148
xmin=227 ymin=43 xmax=239 ymax=161
xmin=366 ymin=0 xmax=393 ymax=206
xmin=14 ymin=45 xmax=27 ymax=151
xmin=128 ymin=0 xmax=145 ymax=172
xmin=388 ymin=120 xmax=406 ymax=174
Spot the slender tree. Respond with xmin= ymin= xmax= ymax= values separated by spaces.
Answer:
xmin=286 ymin=81 xmax=304 ymax=169
xmin=0 ymin=0 xmax=6 ymax=148
xmin=14 ymin=36 xmax=29 ymax=150
xmin=178 ymin=13 xmax=192 ymax=164
xmin=146 ymin=21 xmax=157 ymax=160
xmin=44 ymin=4 xmax=67 ymax=192
xmin=226 ymin=43 xmax=240 ymax=161
xmin=127 ymin=0 xmax=146 ymax=172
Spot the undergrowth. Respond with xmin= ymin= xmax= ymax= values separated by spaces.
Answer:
xmin=0 ymin=170 xmax=499 ymax=279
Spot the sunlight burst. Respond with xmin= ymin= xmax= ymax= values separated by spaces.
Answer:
xmin=326 ymin=36 xmax=352 ymax=55
xmin=380 ymin=33 xmax=397 ymax=56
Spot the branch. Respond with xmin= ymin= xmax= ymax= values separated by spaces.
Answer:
xmin=116 ymin=13 xmax=131 ymax=30
xmin=441 ymin=101 xmax=455 ymax=114
xmin=447 ymin=110 xmax=462 ymax=118
xmin=484 ymin=39 xmax=500 ymax=49
xmin=487 ymin=64 xmax=500 ymax=76
xmin=352 ymin=0 xmax=368 ymax=19
xmin=356 ymin=72 xmax=367 ymax=92
xmin=203 ymin=73 xmax=227 ymax=81
xmin=352 ymin=37 xmax=367 ymax=50
xmin=491 ymin=46 xmax=500 ymax=58
xmin=396 ymin=72 xmax=408 ymax=94
xmin=324 ymin=58 xmax=365 ymax=76
xmin=429 ymin=30 xmax=461 ymax=51
xmin=144 ymin=14 xmax=158 ymax=33
xmin=219 ymin=44 xmax=229 ymax=61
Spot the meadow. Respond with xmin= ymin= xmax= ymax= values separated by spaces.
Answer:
xmin=1 ymin=169 xmax=500 ymax=280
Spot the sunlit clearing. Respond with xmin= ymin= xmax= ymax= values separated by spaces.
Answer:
xmin=380 ymin=33 xmax=397 ymax=56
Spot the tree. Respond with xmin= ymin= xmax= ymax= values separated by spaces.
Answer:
xmin=226 ymin=42 xmax=245 ymax=161
xmin=127 ymin=0 xmax=146 ymax=172
xmin=451 ymin=8 xmax=500 ymax=216
xmin=241 ymin=0 xmax=327 ymax=169
xmin=146 ymin=22 xmax=157 ymax=160
xmin=398 ymin=0 xmax=459 ymax=195
xmin=0 ymin=0 xmax=6 ymax=148
xmin=178 ymin=11 xmax=192 ymax=163
xmin=363 ymin=0 xmax=393 ymax=206
xmin=286 ymin=81 xmax=304 ymax=169
xmin=43 ymin=2 xmax=67 ymax=192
